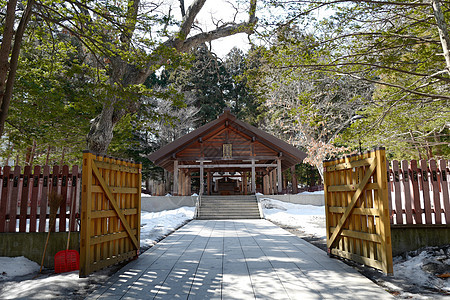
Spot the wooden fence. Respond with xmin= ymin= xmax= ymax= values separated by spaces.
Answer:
xmin=80 ymin=151 xmax=141 ymax=277
xmin=388 ymin=159 xmax=449 ymax=225
xmin=0 ymin=165 xmax=81 ymax=233
xmin=323 ymin=148 xmax=393 ymax=274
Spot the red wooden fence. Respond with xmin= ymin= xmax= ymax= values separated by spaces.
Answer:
xmin=0 ymin=165 xmax=81 ymax=233
xmin=388 ymin=159 xmax=450 ymax=225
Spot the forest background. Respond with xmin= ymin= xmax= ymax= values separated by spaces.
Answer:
xmin=0 ymin=0 xmax=449 ymax=188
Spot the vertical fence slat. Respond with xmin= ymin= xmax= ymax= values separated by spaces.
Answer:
xmin=401 ymin=160 xmax=413 ymax=224
xmin=410 ymin=160 xmax=422 ymax=224
xmin=59 ymin=165 xmax=69 ymax=232
xmin=0 ymin=166 xmax=10 ymax=232
xmin=8 ymin=166 xmax=21 ymax=232
xmin=39 ymin=166 xmax=50 ymax=232
xmin=387 ymin=160 xmax=393 ymax=223
xmin=429 ymin=160 xmax=442 ymax=224
xmin=69 ymin=165 xmax=79 ymax=232
xmin=29 ymin=165 xmax=40 ymax=232
xmin=19 ymin=166 xmax=31 ymax=232
xmin=439 ymin=160 xmax=450 ymax=224
xmin=50 ymin=165 xmax=59 ymax=232
xmin=392 ymin=161 xmax=403 ymax=224
xmin=420 ymin=160 xmax=433 ymax=224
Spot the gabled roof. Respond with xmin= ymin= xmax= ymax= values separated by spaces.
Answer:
xmin=148 ymin=109 xmax=307 ymax=171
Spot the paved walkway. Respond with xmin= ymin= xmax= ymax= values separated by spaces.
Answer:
xmin=88 ymin=220 xmax=393 ymax=299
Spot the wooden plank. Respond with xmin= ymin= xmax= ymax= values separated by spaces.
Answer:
xmin=439 ymin=160 xmax=450 ymax=224
xmin=392 ymin=160 xmax=403 ymax=224
xmin=8 ymin=166 xmax=21 ymax=232
xmin=328 ymin=207 xmax=380 ymax=215
xmin=19 ymin=166 xmax=31 ymax=232
xmin=91 ymin=160 xmax=139 ymax=250
xmin=327 ymin=157 xmax=377 ymax=249
xmin=90 ymin=186 xmax=139 ymax=194
xmin=29 ymin=165 xmax=40 ymax=232
xmin=401 ymin=160 xmax=413 ymax=224
xmin=324 ymin=157 xmax=374 ymax=172
xmin=330 ymin=226 xmax=381 ymax=243
xmin=375 ymin=148 xmax=393 ymax=274
xmin=387 ymin=160 xmax=393 ymax=224
xmin=91 ymin=229 xmax=138 ymax=245
xmin=69 ymin=166 xmax=79 ymax=232
xmin=420 ymin=160 xmax=433 ymax=224
xmin=59 ymin=165 xmax=69 ymax=232
xmin=328 ymin=182 xmax=379 ymax=192
xmin=361 ymin=154 xmax=370 ymax=259
xmin=410 ymin=160 xmax=422 ymax=224
xmin=178 ymin=163 xmax=278 ymax=168
xmin=80 ymin=152 xmax=94 ymax=277
xmin=39 ymin=166 xmax=50 ymax=232
xmin=429 ymin=160 xmax=442 ymax=224
xmin=90 ymin=250 xmax=136 ymax=273
xmin=331 ymin=248 xmax=383 ymax=271
xmin=136 ymin=161 xmax=142 ymax=255
xmin=0 ymin=166 xmax=10 ymax=232
xmin=93 ymin=160 xmax=139 ymax=174
xmin=50 ymin=165 xmax=60 ymax=232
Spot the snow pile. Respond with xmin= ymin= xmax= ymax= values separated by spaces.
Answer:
xmin=393 ymin=247 xmax=450 ymax=292
xmin=0 ymin=272 xmax=91 ymax=299
xmin=0 ymin=257 xmax=40 ymax=281
xmin=299 ymin=190 xmax=324 ymax=195
xmin=260 ymin=198 xmax=326 ymax=238
xmin=140 ymin=207 xmax=195 ymax=248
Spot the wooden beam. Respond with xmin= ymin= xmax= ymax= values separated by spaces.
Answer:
xmin=178 ymin=163 xmax=277 ymax=168
xmin=199 ymin=161 xmax=204 ymax=195
xmin=251 ymin=159 xmax=256 ymax=194
xmin=173 ymin=160 xmax=178 ymax=196
xmin=277 ymin=158 xmax=282 ymax=194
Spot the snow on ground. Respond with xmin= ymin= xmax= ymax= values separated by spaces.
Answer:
xmin=0 ymin=206 xmax=195 ymax=299
xmin=261 ymin=197 xmax=326 ymax=238
xmin=0 ymin=257 xmax=40 ymax=281
xmin=140 ymin=207 xmax=195 ymax=248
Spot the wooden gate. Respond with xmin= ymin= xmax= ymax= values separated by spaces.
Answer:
xmin=80 ymin=151 xmax=141 ymax=277
xmin=323 ymin=147 xmax=393 ymax=274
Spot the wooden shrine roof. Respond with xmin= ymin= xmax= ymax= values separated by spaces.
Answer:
xmin=148 ymin=109 xmax=307 ymax=172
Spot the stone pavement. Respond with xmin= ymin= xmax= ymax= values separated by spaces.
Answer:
xmin=88 ymin=220 xmax=393 ymax=299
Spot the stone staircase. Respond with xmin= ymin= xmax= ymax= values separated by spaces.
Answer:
xmin=196 ymin=195 xmax=262 ymax=220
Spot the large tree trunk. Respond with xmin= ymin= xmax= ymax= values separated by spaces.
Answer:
xmin=85 ymin=0 xmax=257 ymax=153
xmin=0 ymin=0 xmax=35 ymax=137
xmin=430 ymin=0 xmax=450 ymax=74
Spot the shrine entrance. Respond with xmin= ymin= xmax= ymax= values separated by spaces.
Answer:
xmin=148 ymin=108 xmax=307 ymax=196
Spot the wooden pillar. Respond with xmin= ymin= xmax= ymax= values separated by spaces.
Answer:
xmin=263 ymin=171 xmax=269 ymax=195
xmin=173 ymin=160 xmax=179 ymax=196
xmin=199 ymin=162 xmax=204 ymax=195
xmin=243 ymin=172 xmax=248 ymax=195
xmin=207 ymin=171 xmax=211 ymax=195
xmin=277 ymin=158 xmax=282 ymax=194
xmin=251 ymin=159 xmax=256 ymax=194
xmin=187 ymin=172 xmax=191 ymax=195
xmin=291 ymin=165 xmax=298 ymax=194
xmin=178 ymin=169 xmax=184 ymax=195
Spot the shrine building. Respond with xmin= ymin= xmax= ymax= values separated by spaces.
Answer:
xmin=148 ymin=108 xmax=307 ymax=196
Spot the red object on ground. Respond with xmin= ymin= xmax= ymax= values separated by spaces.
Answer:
xmin=54 ymin=250 xmax=79 ymax=273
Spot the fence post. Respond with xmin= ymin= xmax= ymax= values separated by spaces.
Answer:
xmin=375 ymin=148 xmax=393 ymax=274
xmin=80 ymin=151 xmax=94 ymax=277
